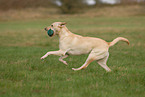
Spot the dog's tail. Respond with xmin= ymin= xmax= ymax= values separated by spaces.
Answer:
xmin=108 ymin=37 xmax=129 ymax=47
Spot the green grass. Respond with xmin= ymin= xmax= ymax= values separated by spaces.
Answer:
xmin=0 ymin=16 xmax=145 ymax=97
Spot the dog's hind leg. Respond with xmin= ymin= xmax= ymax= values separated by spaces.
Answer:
xmin=97 ymin=53 xmax=111 ymax=72
xmin=72 ymin=49 xmax=110 ymax=71
xmin=72 ymin=53 xmax=95 ymax=71
xmin=59 ymin=55 xmax=68 ymax=65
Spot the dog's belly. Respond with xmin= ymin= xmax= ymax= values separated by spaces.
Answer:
xmin=67 ymin=48 xmax=91 ymax=55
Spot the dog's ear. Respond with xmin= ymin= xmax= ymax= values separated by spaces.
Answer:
xmin=59 ymin=22 xmax=67 ymax=28
xmin=61 ymin=22 xmax=67 ymax=25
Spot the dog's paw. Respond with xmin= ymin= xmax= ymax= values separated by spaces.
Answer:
xmin=72 ymin=68 xmax=78 ymax=71
xmin=41 ymin=55 xmax=48 ymax=60
xmin=72 ymin=68 xmax=75 ymax=70
xmin=106 ymin=69 xmax=112 ymax=72
xmin=40 ymin=56 xmax=45 ymax=60
xmin=63 ymin=61 xmax=68 ymax=65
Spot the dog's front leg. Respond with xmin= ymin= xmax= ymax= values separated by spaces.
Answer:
xmin=41 ymin=50 xmax=65 ymax=60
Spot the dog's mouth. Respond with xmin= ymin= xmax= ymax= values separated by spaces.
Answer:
xmin=47 ymin=29 xmax=54 ymax=37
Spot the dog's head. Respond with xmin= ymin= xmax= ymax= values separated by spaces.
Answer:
xmin=44 ymin=22 xmax=67 ymax=37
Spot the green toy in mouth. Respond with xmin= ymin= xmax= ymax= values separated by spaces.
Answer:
xmin=47 ymin=29 xmax=54 ymax=37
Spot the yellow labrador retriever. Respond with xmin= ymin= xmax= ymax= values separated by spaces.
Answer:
xmin=41 ymin=22 xmax=129 ymax=72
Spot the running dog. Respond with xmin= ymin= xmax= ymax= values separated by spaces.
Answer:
xmin=41 ymin=22 xmax=129 ymax=72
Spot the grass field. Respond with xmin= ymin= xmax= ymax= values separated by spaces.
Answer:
xmin=0 ymin=13 xmax=145 ymax=97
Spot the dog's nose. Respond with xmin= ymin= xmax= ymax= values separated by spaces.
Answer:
xmin=44 ymin=28 xmax=47 ymax=31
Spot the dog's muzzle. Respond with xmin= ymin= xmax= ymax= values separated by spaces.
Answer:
xmin=47 ymin=29 xmax=54 ymax=37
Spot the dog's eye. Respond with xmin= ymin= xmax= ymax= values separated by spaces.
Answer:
xmin=51 ymin=25 xmax=53 ymax=27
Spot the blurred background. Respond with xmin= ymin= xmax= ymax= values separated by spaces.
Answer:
xmin=0 ymin=0 xmax=145 ymax=20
